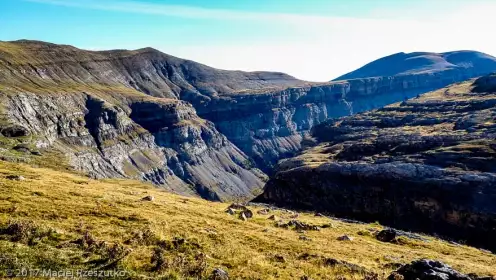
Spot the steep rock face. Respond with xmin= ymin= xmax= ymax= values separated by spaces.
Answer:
xmin=257 ymin=76 xmax=496 ymax=251
xmin=2 ymin=40 xmax=496 ymax=200
xmin=197 ymin=71 xmax=495 ymax=171
xmin=3 ymin=41 xmax=496 ymax=174
xmin=129 ymin=100 xmax=266 ymax=200
xmin=0 ymin=40 xmax=289 ymax=200
xmin=2 ymin=92 xmax=265 ymax=201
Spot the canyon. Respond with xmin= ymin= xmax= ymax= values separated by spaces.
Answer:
xmin=1 ymin=40 xmax=496 ymax=203
xmin=257 ymin=75 xmax=496 ymax=251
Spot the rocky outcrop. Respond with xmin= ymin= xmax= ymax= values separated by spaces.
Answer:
xmin=1 ymin=91 xmax=265 ymax=201
xmin=195 ymin=65 xmax=496 ymax=171
xmin=257 ymin=76 xmax=496 ymax=251
xmin=388 ymin=259 xmax=495 ymax=280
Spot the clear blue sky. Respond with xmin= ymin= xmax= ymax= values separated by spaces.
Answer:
xmin=1 ymin=0 xmax=494 ymax=81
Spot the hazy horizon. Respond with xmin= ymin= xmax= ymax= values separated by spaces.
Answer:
xmin=2 ymin=0 xmax=495 ymax=81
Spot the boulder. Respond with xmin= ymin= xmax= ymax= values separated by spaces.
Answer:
xmin=321 ymin=223 xmax=334 ymax=229
xmin=13 ymin=144 xmax=30 ymax=153
xmin=257 ymin=208 xmax=270 ymax=215
xmin=1 ymin=125 xmax=30 ymax=138
xmin=377 ymin=229 xmax=397 ymax=243
xmin=239 ymin=212 xmax=248 ymax=221
xmin=274 ymin=254 xmax=286 ymax=263
xmin=242 ymin=209 xmax=253 ymax=219
xmin=268 ymin=215 xmax=279 ymax=221
xmin=6 ymin=175 xmax=25 ymax=181
xmin=227 ymin=203 xmax=248 ymax=211
xmin=299 ymin=235 xmax=312 ymax=241
xmin=337 ymin=235 xmax=354 ymax=241
xmin=210 ymin=268 xmax=229 ymax=280
xmin=141 ymin=195 xmax=154 ymax=202
xmin=387 ymin=259 xmax=473 ymax=280
xmin=278 ymin=220 xmax=321 ymax=231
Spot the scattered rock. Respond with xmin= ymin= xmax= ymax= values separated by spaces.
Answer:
xmin=357 ymin=230 xmax=373 ymax=237
xmin=274 ymin=254 xmax=285 ymax=263
xmin=387 ymin=259 xmax=476 ymax=280
xmin=226 ymin=203 xmax=248 ymax=211
xmin=301 ymin=276 xmax=314 ymax=280
xmin=257 ymin=208 xmax=270 ymax=215
xmin=276 ymin=220 xmax=321 ymax=231
xmin=30 ymin=150 xmax=42 ymax=156
xmin=388 ymin=273 xmax=404 ymax=280
xmin=268 ymin=215 xmax=279 ymax=221
xmin=262 ymin=228 xmax=269 ymax=233
xmin=321 ymin=223 xmax=334 ymax=229
xmin=377 ymin=229 xmax=397 ymax=243
xmin=323 ymin=258 xmax=367 ymax=273
xmin=468 ymin=273 xmax=496 ymax=280
xmin=383 ymin=262 xmax=404 ymax=270
xmin=242 ymin=209 xmax=253 ymax=219
xmin=211 ymin=268 xmax=229 ymax=280
xmin=239 ymin=212 xmax=248 ymax=221
xmin=299 ymin=236 xmax=312 ymax=241
xmin=364 ymin=273 xmax=380 ymax=280
xmin=6 ymin=175 xmax=25 ymax=181
xmin=288 ymin=213 xmax=299 ymax=219
xmin=337 ymin=235 xmax=354 ymax=241
xmin=315 ymin=213 xmax=325 ymax=217
xmin=298 ymin=252 xmax=320 ymax=260
xmin=225 ymin=204 xmax=253 ymax=220
xmin=141 ymin=195 xmax=154 ymax=202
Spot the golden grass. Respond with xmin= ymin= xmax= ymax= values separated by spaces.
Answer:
xmin=0 ymin=160 xmax=493 ymax=279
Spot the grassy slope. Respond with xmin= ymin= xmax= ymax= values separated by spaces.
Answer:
xmin=0 ymin=40 xmax=307 ymax=97
xmin=292 ymin=79 xmax=493 ymax=168
xmin=0 ymin=160 xmax=493 ymax=279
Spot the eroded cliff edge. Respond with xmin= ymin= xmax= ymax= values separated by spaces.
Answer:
xmin=2 ymin=40 xmax=496 ymax=201
xmin=257 ymin=75 xmax=496 ymax=251
xmin=0 ymin=40 xmax=272 ymax=201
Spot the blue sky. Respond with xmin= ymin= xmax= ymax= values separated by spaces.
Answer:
xmin=1 ymin=0 xmax=495 ymax=81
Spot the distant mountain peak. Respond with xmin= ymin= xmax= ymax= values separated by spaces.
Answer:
xmin=333 ymin=50 xmax=496 ymax=81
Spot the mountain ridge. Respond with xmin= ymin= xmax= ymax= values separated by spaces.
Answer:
xmin=334 ymin=50 xmax=496 ymax=80
xmin=3 ymin=40 xmax=496 ymax=202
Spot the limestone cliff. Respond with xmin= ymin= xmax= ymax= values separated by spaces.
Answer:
xmin=257 ymin=76 xmax=496 ymax=251
xmin=2 ymin=40 xmax=496 ymax=201
xmin=0 ymin=40 xmax=271 ymax=201
xmin=199 ymin=71 xmax=496 ymax=171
